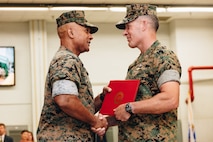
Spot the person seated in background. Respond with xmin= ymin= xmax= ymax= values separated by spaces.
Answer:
xmin=27 ymin=131 xmax=34 ymax=142
xmin=20 ymin=130 xmax=34 ymax=142
xmin=0 ymin=123 xmax=14 ymax=142
xmin=20 ymin=130 xmax=29 ymax=142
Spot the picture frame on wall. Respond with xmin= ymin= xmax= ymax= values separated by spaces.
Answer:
xmin=0 ymin=46 xmax=15 ymax=86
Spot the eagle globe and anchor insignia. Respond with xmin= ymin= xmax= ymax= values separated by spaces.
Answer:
xmin=114 ymin=91 xmax=124 ymax=104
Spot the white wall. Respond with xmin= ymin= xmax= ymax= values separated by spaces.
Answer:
xmin=170 ymin=19 xmax=213 ymax=142
xmin=173 ymin=19 xmax=213 ymax=82
xmin=0 ymin=19 xmax=213 ymax=142
xmin=0 ymin=22 xmax=33 ymax=130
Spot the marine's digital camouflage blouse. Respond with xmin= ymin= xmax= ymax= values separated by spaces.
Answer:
xmin=118 ymin=40 xmax=182 ymax=142
xmin=37 ymin=46 xmax=95 ymax=142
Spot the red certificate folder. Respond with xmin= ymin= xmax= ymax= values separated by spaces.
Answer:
xmin=99 ymin=80 xmax=140 ymax=116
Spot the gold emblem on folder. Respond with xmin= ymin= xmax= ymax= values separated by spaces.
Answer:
xmin=114 ymin=91 xmax=124 ymax=104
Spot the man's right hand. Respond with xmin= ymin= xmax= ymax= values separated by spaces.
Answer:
xmin=91 ymin=115 xmax=108 ymax=136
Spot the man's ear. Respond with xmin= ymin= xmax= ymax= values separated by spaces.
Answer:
xmin=68 ymin=29 xmax=74 ymax=38
xmin=140 ymin=20 xmax=147 ymax=31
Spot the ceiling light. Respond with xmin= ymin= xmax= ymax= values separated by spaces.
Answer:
xmin=50 ymin=7 xmax=108 ymax=11
xmin=0 ymin=6 xmax=213 ymax=13
xmin=109 ymin=7 xmax=126 ymax=12
xmin=167 ymin=7 xmax=213 ymax=12
xmin=0 ymin=7 xmax=48 ymax=11
xmin=157 ymin=8 xmax=166 ymax=13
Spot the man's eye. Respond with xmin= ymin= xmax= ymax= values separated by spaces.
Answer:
xmin=86 ymin=29 xmax=90 ymax=33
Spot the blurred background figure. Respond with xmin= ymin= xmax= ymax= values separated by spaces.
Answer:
xmin=27 ymin=131 xmax=34 ymax=142
xmin=20 ymin=130 xmax=34 ymax=142
xmin=0 ymin=123 xmax=14 ymax=142
xmin=20 ymin=130 xmax=28 ymax=142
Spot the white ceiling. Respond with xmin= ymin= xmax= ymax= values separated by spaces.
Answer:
xmin=0 ymin=0 xmax=213 ymax=23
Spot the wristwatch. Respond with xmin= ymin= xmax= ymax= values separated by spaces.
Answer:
xmin=125 ymin=103 xmax=133 ymax=115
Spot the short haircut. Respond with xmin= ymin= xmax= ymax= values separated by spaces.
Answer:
xmin=0 ymin=123 xmax=6 ymax=128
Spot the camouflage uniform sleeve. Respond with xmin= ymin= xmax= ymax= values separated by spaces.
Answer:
xmin=153 ymin=48 xmax=182 ymax=87
xmin=49 ymin=53 xmax=82 ymax=90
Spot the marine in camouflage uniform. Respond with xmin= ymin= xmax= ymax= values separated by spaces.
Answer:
xmin=37 ymin=11 xmax=104 ymax=142
xmin=119 ymin=41 xmax=181 ymax=142
xmin=115 ymin=4 xmax=182 ymax=142
xmin=37 ymin=47 xmax=95 ymax=141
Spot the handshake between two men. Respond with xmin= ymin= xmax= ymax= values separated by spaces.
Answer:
xmin=91 ymin=86 xmax=133 ymax=136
